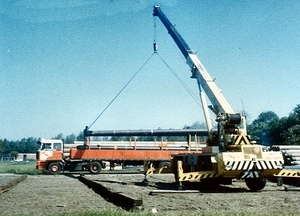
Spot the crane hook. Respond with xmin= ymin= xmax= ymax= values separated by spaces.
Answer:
xmin=153 ymin=41 xmax=158 ymax=53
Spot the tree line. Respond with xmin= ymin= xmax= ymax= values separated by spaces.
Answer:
xmin=1 ymin=104 xmax=299 ymax=157
xmin=0 ymin=132 xmax=85 ymax=160
xmin=248 ymin=104 xmax=300 ymax=146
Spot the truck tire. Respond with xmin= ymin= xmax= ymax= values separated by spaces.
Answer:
xmin=48 ymin=162 xmax=61 ymax=175
xmin=159 ymin=161 xmax=171 ymax=168
xmin=88 ymin=161 xmax=102 ymax=174
xmin=245 ymin=177 xmax=266 ymax=191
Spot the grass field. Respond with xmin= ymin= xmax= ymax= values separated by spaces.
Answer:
xmin=0 ymin=161 xmax=142 ymax=175
xmin=0 ymin=161 xmax=45 ymax=174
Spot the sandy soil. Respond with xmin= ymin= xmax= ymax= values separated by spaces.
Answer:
xmin=1 ymin=172 xmax=300 ymax=216
xmin=0 ymin=174 xmax=118 ymax=216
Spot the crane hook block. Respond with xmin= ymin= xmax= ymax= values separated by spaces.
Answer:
xmin=153 ymin=41 xmax=158 ymax=52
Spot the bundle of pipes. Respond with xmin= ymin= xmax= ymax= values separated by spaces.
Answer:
xmin=84 ymin=128 xmax=209 ymax=137
xmin=272 ymin=145 xmax=300 ymax=166
xmin=63 ymin=144 xmax=101 ymax=158
xmin=73 ymin=141 xmax=205 ymax=148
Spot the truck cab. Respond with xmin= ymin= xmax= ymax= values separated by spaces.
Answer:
xmin=37 ymin=138 xmax=63 ymax=151
xmin=36 ymin=138 xmax=64 ymax=173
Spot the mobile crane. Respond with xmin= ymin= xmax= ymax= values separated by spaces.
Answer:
xmin=145 ymin=5 xmax=286 ymax=191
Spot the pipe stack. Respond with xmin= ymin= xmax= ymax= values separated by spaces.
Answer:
xmin=272 ymin=145 xmax=300 ymax=166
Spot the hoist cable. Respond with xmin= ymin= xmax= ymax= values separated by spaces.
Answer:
xmin=155 ymin=53 xmax=203 ymax=108
xmin=153 ymin=14 xmax=158 ymax=52
xmin=153 ymin=14 xmax=157 ymax=42
xmin=156 ymin=52 xmax=216 ymax=127
xmin=88 ymin=52 xmax=156 ymax=129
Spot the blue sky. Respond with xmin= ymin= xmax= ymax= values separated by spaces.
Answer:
xmin=1 ymin=0 xmax=300 ymax=140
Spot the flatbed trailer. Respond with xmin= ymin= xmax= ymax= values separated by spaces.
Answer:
xmin=36 ymin=129 xmax=209 ymax=174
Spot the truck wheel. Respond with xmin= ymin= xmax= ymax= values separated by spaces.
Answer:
xmin=88 ymin=161 xmax=102 ymax=174
xmin=245 ymin=177 xmax=266 ymax=191
xmin=159 ymin=161 xmax=171 ymax=168
xmin=48 ymin=162 xmax=61 ymax=175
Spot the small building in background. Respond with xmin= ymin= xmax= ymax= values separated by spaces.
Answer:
xmin=16 ymin=153 xmax=36 ymax=161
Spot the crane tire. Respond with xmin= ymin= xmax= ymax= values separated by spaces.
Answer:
xmin=48 ymin=162 xmax=61 ymax=175
xmin=245 ymin=177 xmax=266 ymax=191
xmin=88 ymin=161 xmax=102 ymax=174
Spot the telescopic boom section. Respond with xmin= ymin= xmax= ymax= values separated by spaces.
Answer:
xmin=153 ymin=6 xmax=191 ymax=60
xmin=153 ymin=6 xmax=246 ymax=135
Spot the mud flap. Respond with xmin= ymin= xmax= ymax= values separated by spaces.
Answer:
xmin=239 ymin=162 xmax=262 ymax=179
xmin=240 ymin=170 xmax=262 ymax=179
xmin=240 ymin=163 xmax=266 ymax=191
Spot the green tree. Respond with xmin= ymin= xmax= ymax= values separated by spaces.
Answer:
xmin=27 ymin=137 xmax=38 ymax=153
xmin=164 ymin=121 xmax=208 ymax=142
xmin=248 ymin=111 xmax=279 ymax=146
xmin=76 ymin=131 xmax=85 ymax=141
xmin=269 ymin=117 xmax=287 ymax=145
xmin=282 ymin=125 xmax=300 ymax=145
xmin=110 ymin=136 xmax=121 ymax=141
xmin=10 ymin=151 xmax=18 ymax=160
xmin=282 ymin=105 xmax=300 ymax=145
xmin=269 ymin=104 xmax=300 ymax=145
xmin=65 ymin=133 xmax=76 ymax=144
xmin=2 ymin=139 xmax=12 ymax=154
xmin=53 ymin=133 xmax=64 ymax=140
xmin=183 ymin=121 xmax=207 ymax=129
xmin=0 ymin=139 xmax=3 ymax=153
xmin=18 ymin=139 xmax=26 ymax=153
xmin=288 ymin=104 xmax=300 ymax=123
xmin=137 ymin=136 xmax=156 ymax=141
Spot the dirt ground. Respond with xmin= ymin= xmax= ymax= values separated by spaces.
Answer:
xmin=1 ymin=172 xmax=300 ymax=216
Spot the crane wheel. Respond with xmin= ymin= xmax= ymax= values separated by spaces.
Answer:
xmin=88 ymin=161 xmax=102 ymax=174
xmin=245 ymin=177 xmax=266 ymax=191
xmin=48 ymin=162 xmax=61 ymax=175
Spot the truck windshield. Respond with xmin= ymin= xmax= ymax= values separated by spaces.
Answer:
xmin=41 ymin=143 xmax=52 ymax=150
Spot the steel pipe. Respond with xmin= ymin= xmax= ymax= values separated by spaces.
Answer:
xmin=84 ymin=128 xmax=209 ymax=137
